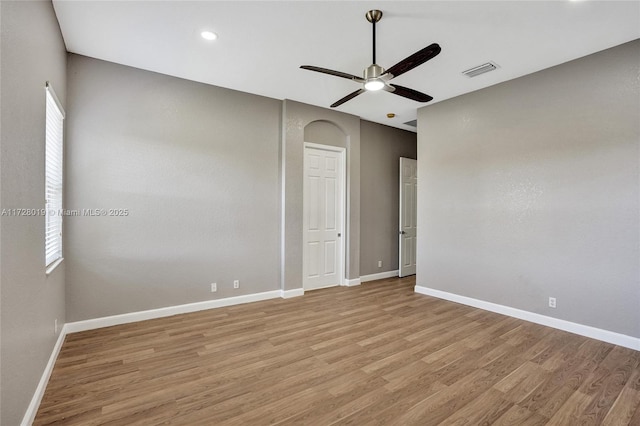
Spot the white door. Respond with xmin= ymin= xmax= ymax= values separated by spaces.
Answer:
xmin=399 ymin=157 xmax=417 ymax=277
xmin=303 ymin=145 xmax=344 ymax=290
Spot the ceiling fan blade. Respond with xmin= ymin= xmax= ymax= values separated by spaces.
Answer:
xmin=384 ymin=43 xmax=441 ymax=79
xmin=385 ymin=84 xmax=433 ymax=103
xmin=331 ymin=89 xmax=366 ymax=108
xmin=300 ymin=66 xmax=365 ymax=83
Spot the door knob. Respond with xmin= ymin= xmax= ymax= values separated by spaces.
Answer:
xmin=338 ymin=233 xmax=341 ymax=237
xmin=400 ymin=231 xmax=406 ymax=235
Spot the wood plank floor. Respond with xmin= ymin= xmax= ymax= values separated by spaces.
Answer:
xmin=35 ymin=277 xmax=640 ymax=425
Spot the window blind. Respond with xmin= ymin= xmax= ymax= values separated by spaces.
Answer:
xmin=45 ymin=83 xmax=65 ymax=267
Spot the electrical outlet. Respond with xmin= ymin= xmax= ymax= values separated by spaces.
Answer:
xmin=233 ymin=280 xmax=239 ymax=289
xmin=549 ymin=297 xmax=557 ymax=308
xmin=210 ymin=283 xmax=217 ymax=292
xmin=378 ymin=260 xmax=383 ymax=268
xmin=54 ymin=319 xmax=58 ymax=334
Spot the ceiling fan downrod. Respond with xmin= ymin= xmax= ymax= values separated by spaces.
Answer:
xmin=366 ymin=10 xmax=383 ymax=65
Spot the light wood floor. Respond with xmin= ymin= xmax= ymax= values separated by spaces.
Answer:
xmin=35 ymin=277 xmax=640 ymax=425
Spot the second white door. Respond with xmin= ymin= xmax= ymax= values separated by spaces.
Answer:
xmin=399 ymin=157 xmax=417 ymax=277
xmin=303 ymin=145 xmax=345 ymax=290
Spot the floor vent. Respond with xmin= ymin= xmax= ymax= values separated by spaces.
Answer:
xmin=404 ymin=119 xmax=417 ymax=127
xmin=462 ymin=61 xmax=499 ymax=78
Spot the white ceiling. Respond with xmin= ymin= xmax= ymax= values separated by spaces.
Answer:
xmin=52 ymin=1 xmax=640 ymax=132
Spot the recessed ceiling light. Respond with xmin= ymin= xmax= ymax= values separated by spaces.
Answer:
xmin=201 ymin=31 xmax=218 ymax=41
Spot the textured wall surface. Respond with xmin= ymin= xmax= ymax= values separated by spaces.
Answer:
xmin=65 ymin=55 xmax=281 ymax=321
xmin=360 ymin=121 xmax=417 ymax=276
xmin=417 ymin=40 xmax=639 ymax=337
xmin=0 ymin=1 xmax=67 ymax=424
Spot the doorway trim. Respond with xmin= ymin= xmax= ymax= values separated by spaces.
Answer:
xmin=303 ymin=142 xmax=347 ymax=290
xmin=280 ymin=100 xmax=361 ymax=295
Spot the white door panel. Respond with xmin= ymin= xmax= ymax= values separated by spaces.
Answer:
xmin=399 ymin=157 xmax=417 ymax=277
xmin=304 ymin=146 xmax=344 ymax=290
xmin=325 ymin=177 xmax=336 ymax=229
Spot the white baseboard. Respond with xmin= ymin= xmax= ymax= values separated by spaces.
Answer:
xmin=65 ymin=290 xmax=282 ymax=333
xmin=414 ymin=285 xmax=640 ymax=351
xmin=344 ymin=278 xmax=361 ymax=287
xmin=21 ymin=326 xmax=68 ymax=426
xmin=281 ymin=288 xmax=304 ymax=298
xmin=360 ymin=270 xmax=399 ymax=283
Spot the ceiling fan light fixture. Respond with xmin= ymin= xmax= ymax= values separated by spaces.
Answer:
xmin=200 ymin=31 xmax=218 ymax=41
xmin=364 ymin=79 xmax=385 ymax=91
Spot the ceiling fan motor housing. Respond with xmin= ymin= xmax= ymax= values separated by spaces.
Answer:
xmin=364 ymin=64 xmax=384 ymax=80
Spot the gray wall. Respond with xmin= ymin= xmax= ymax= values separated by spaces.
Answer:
xmin=360 ymin=121 xmax=417 ymax=276
xmin=65 ymin=54 xmax=282 ymax=321
xmin=0 ymin=1 xmax=67 ymax=424
xmin=417 ymin=39 xmax=640 ymax=338
xmin=65 ymin=56 xmax=409 ymax=319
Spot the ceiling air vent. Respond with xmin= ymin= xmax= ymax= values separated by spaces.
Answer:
xmin=462 ymin=61 xmax=499 ymax=78
xmin=404 ymin=119 xmax=417 ymax=127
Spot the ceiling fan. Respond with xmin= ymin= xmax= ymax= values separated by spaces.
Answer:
xmin=300 ymin=10 xmax=441 ymax=108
